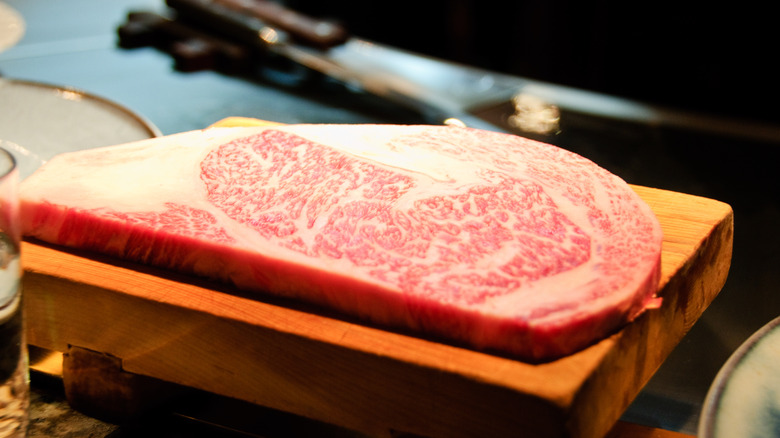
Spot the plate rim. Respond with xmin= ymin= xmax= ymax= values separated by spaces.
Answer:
xmin=698 ymin=314 xmax=780 ymax=437
xmin=0 ymin=77 xmax=162 ymax=138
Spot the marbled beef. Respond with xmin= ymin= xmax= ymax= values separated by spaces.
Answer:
xmin=20 ymin=124 xmax=663 ymax=360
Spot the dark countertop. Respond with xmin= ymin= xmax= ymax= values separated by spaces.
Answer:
xmin=3 ymin=1 xmax=780 ymax=436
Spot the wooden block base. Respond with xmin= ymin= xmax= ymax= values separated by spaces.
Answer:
xmin=30 ymin=346 xmax=695 ymax=437
xmin=61 ymin=346 xmax=188 ymax=424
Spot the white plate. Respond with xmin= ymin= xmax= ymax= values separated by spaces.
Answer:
xmin=0 ymin=78 xmax=160 ymax=179
xmin=699 ymin=315 xmax=780 ymax=437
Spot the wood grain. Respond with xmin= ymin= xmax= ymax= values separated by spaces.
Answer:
xmin=21 ymin=183 xmax=732 ymax=438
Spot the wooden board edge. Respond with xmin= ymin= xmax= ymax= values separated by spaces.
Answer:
xmin=568 ymin=192 xmax=734 ymax=437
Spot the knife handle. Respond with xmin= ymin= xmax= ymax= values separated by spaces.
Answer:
xmin=220 ymin=0 xmax=348 ymax=48
xmin=167 ymin=0 xmax=349 ymax=49
xmin=118 ymin=11 xmax=254 ymax=73
xmin=167 ymin=0 xmax=268 ymax=45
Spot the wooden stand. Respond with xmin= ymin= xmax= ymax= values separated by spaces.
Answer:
xmin=21 ymin=184 xmax=732 ymax=437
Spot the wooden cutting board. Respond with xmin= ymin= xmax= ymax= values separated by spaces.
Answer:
xmin=21 ymin=119 xmax=733 ymax=438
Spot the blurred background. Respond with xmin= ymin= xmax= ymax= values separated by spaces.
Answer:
xmin=291 ymin=0 xmax=779 ymax=125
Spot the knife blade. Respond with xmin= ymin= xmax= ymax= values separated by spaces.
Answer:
xmin=165 ymin=0 xmax=780 ymax=143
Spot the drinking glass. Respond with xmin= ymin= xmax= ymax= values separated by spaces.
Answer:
xmin=0 ymin=143 xmax=27 ymax=437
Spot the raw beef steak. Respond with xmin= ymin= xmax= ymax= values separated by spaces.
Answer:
xmin=20 ymin=124 xmax=663 ymax=360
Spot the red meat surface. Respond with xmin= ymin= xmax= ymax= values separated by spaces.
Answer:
xmin=20 ymin=124 xmax=662 ymax=360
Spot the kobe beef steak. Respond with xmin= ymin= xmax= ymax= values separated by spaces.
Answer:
xmin=19 ymin=124 xmax=663 ymax=361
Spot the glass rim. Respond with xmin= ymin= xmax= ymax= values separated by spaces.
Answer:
xmin=0 ymin=145 xmax=18 ymax=181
